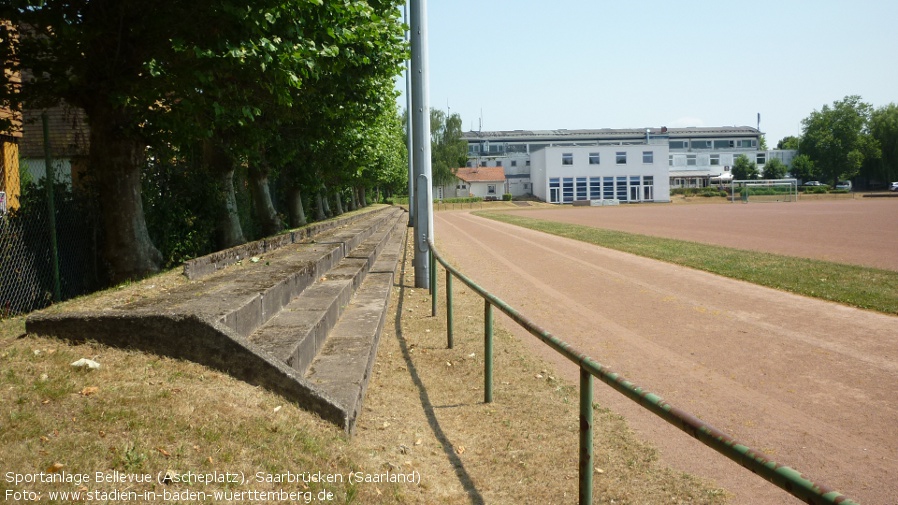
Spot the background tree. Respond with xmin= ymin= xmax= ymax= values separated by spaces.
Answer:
xmin=762 ymin=158 xmax=788 ymax=179
xmin=430 ymin=109 xmax=467 ymax=187
xmin=788 ymin=154 xmax=818 ymax=182
xmin=0 ymin=0 xmax=407 ymax=282
xmin=0 ymin=0 xmax=313 ymax=281
xmin=732 ymin=154 xmax=759 ymax=180
xmin=777 ymin=136 xmax=801 ymax=150
xmin=866 ymin=103 xmax=898 ymax=183
xmin=800 ymin=95 xmax=879 ymax=186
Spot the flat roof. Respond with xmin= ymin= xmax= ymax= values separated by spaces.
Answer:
xmin=463 ymin=126 xmax=761 ymax=142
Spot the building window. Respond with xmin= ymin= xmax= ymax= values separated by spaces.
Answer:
xmin=589 ymin=152 xmax=600 ymax=165
xmin=692 ymin=140 xmax=712 ymax=149
xmin=756 ymin=153 xmax=766 ymax=165
xmin=669 ymin=141 xmax=688 ymax=149
xmin=687 ymin=154 xmax=697 ymax=166
xmin=480 ymin=161 xmax=487 ymax=167
xmin=643 ymin=151 xmax=653 ymax=164
xmin=496 ymin=160 xmax=502 ymax=167
xmin=576 ymin=177 xmax=587 ymax=201
xmin=669 ymin=155 xmax=674 ymax=166
xmin=710 ymin=154 xmax=720 ymax=166
xmin=603 ymin=177 xmax=614 ymax=199
xmin=644 ymin=176 xmax=654 ymax=186
xmin=524 ymin=183 xmax=530 ymax=190
xmin=616 ymin=152 xmax=627 ymax=164
xmin=487 ymin=184 xmax=496 ymax=195
xmin=526 ymin=160 xmax=531 ymax=166
xmin=466 ymin=161 xmax=473 ymax=167
xmin=562 ymin=178 xmax=574 ymax=203
xmin=737 ymin=139 xmax=756 ymax=148
xmin=616 ymin=176 xmax=628 ymax=201
xmin=511 ymin=160 xmax=517 ymax=167
xmin=589 ymin=177 xmax=601 ymax=199
xmin=562 ymin=153 xmax=573 ymax=165
xmin=456 ymin=184 xmax=467 ymax=190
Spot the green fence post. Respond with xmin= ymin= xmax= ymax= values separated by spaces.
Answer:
xmin=446 ymin=270 xmax=454 ymax=349
xmin=484 ymin=300 xmax=493 ymax=403
xmin=430 ymin=249 xmax=437 ymax=317
xmin=41 ymin=113 xmax=62 ymax=303
xmin=580 ymin=368 xmax=594 ymax=505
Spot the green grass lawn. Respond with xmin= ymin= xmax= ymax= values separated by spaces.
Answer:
xmin=477 ymin=212 xmax=898 ymax=316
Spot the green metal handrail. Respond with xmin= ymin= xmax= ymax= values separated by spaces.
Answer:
xmin=427 ymin=240 xmax=859 ymax=505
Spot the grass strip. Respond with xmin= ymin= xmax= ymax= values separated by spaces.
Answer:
xmin=477 ymin=211 xmax=898 ymax=316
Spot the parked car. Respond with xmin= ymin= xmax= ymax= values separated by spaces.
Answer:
xmin=890 ymin=182 xmax=898 ymax=192
xmin=803 ymin=181 xmax=824 ymax=186
xmin=836 ymin=181 xmax=852 ymax=190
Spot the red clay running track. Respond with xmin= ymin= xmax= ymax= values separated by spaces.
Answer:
xmin=515 ymin=199 xmax=898 ymax=271
xmin=433 ymin=200 xmax=898 ymax=505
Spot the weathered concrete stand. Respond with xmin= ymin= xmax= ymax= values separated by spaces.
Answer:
xmin=26 ymin=206 xmax=407 ymax=434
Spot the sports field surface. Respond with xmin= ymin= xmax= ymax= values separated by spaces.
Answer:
xmin=434 ymin=199 xmax=897 ymax=505
xmin=516 ymin=199 xmax=898 ymax=271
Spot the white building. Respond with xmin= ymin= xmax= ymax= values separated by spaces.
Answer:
xmin=463 ymin=126 xmax=797 ymax=202
xmin=531 ymin=144 xmax=670 ymax=204
xmin=435 ymin=166 xmax=506 ymax=201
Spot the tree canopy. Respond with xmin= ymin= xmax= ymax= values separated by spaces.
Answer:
xmin=0 ymin=0 xmax=407 ymax=282
xmin=867 ymin=103 xmax=898 ymax=183
xmin=430 ymin=109 xmax=467 ymax=187
xmin=732 ymin=154 xmax=759 ymax=180
xmin=777 ymin=136 xmax=800 ymax=150
xmin=762 ymin=158 xmax=788 ymax=180
xmin=800 ymin=95 xmax=879 ymax=187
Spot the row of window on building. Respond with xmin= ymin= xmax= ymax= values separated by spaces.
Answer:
xmin=560 ymin=151 xmax=655 ymax=166
xmin=468 ymin=139 xmax=758 ymax=155
xmin=670 ymin=153 xmax=766 ymax=167
xmin=549 ymin=176 xmax=655 ymax=203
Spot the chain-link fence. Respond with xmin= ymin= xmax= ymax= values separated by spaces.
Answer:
xmin=0 ymin=158 xmax=99 ymax=318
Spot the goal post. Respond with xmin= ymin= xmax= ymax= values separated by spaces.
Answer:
xmin=730 ymin=179 xmax=798 ymax=203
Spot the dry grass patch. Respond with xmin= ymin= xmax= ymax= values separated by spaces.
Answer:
xmin=354 ymin=235 xmax=729 ymax=504
xmin=0 ymin=316 xmax=412 ymax=504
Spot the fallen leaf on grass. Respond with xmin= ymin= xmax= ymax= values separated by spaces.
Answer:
xmin=46 ymin=463 xmax=64 ymax=473
xmin=454 ymin=445 xmax=465 ymax=455
xmin=156 ymin=447 xmax=171 ymax=458
xmin=80 ymin=387 xmax=99 ymax=396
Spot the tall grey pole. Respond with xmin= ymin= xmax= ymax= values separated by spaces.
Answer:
xmin=404 ymin=2 xmax=414 ymax=227
xmin=410 ymin=0 xmax=433 ymax=289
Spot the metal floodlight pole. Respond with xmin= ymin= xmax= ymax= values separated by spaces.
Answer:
xmin=404 ymin=1 xmax=414 ymax=227
xmin=410 ymin=0 xmax=433 ymax=289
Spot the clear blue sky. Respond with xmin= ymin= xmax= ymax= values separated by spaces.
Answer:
xmin=397 ymin=0 xmax=897 ymax=146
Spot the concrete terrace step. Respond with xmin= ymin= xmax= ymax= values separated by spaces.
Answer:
xmin=304 ymin=219 xmax=406 ymax=429
xmin=247 ymin=209 xmax=404 ymax=375
xmin=26 ymin=205 xmax=408 ymax=433
xmin=117 ymin=206 xmax=400 ymax=338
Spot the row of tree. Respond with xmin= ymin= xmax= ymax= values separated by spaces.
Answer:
xmin=0 ymin=0 xmax=409 ymax=284
xmin=776 ymin=96 xmax=898 ymax=186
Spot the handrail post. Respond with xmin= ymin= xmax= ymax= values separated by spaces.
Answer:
xmin=580 ymin=367 xmax=594 ymax=505
xmin=446 ymin=269 xmax=454 ymax=349
xmin=430 ymin=248 xmax=437 ymax=316
xmin=484 ymin=300 xmax=493 ymax=403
